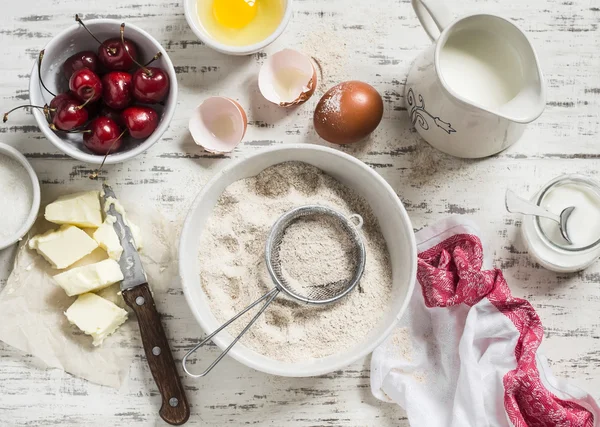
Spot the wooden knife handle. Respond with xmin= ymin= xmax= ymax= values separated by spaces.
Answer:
xmin=123 ymin=284 xmax=190 ymax=425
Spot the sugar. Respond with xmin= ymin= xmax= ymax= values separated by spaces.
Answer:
xmin=0 ymin=153 xmax=33 ymax=241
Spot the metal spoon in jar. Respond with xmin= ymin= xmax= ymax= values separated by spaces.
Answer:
xmin=505 ymin=189 xmax=575 ymax=245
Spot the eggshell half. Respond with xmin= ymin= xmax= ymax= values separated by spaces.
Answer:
xmin=189 ymin=97 xmax=248 ymax=153
xmin=258 ymin=49 xmax=317 ymax=107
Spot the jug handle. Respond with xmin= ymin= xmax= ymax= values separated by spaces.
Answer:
xmin=411 ymin=0 xmax=454 ymax=41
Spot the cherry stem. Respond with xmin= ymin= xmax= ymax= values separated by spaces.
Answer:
xmin=76 ymin=14 xmax=116 ymax=54
xmin=144 ymin=52 xmax=162 ymax=67
xmin=120 ymin=23 xmax=152 ymax=76
xmin=3 ymin=105 xmax=51 ymax=123
xmin=76 ymin=14 xmax=103 ymax=46
xmin=90 ymin=129 xmax=127 ymax=180
xmin=38 ymin=50 xmax=56 ymax=97
xmin=77 ymin=91 xmax=95 ymax=110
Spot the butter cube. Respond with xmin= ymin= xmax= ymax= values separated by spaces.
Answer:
xmin=65 ymin=293 xmax=128 ymax=346
xmin=29 ymin=225 xmax=99 ymax=269
xmin=45 ymin=191 xmax=103 ymax=228
xmin=93 ymin=215 xmax=142 ymax=260
xmin=53 ymin=259 xmax=124 ymax=297
xmin=93 ymin=216 xmax=123 ymax=260
xmin=69 ymin=247 xmax=109 ymax=269
xmin=96 ymin=284 xmax=126 ymax=310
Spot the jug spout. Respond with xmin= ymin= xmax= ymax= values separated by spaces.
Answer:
xmin=493 ymin=16 xmax=546 ymax=123
xmin=436 ymin=14 xmax=546 ymax=124
xmin=496 ymin=61 xmax=546 ymax=124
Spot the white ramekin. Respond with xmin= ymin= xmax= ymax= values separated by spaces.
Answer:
xmin=179 ymin=144 xmax=417 ymax=377
xmin=183 ymin=0 xmax=293 ymax=55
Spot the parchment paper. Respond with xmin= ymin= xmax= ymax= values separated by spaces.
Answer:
xmin=0 ymin=208 xmax=177 ymax=388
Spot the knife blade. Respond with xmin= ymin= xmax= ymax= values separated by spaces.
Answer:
xmin=100 ymin=184 xmax=190 ymax=425
xmin=101 ymin=184 xmax=146 ymax=291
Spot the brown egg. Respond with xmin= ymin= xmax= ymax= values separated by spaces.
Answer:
xmin=313 ymin=81 xmax=384 ymax=145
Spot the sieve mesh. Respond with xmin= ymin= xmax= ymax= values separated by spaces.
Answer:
xmin=183 ymin=204 xmax=366 ymax=378
xmin=265 ymin=205 xmax=366 ymax=304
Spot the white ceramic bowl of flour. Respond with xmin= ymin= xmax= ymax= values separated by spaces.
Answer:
xmin=0 ymin=143 xmax=40 ymax=250
xmin=180 ymin=144 xmax=417 ymax=376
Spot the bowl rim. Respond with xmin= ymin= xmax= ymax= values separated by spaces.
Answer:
xmin=179 ymin=144 xmax=417 ymax=376
xmin=183 ymin=0 xmax=293 ymax=55
xmin=28 ymin=19 xmax=178 ymax=165
xmin=0 ymin=143 xmax=41 ymax=250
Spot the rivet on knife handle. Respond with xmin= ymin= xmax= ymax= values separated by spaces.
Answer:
xmin=123 ymin=284 xmax=190 ymax=425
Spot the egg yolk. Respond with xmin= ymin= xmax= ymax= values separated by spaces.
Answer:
xmin=213 ymin=0 xmax=258 ymax=29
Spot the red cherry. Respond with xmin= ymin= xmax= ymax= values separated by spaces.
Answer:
xmin=75 ymin=15 xmax=138 ymax=71
xmin=99 ymin=105 xmax=125 ymax=128
xmin=63 ymin=51 xmax=99 ymax=79
xmin=48 ymin=92 xmax=78 ymax=121
xmin=2 ymin=93 xmax=81 ymax=128
xmin=98 ymin=38 xmax=138 ymax=71
xmin=101 ymin=71 xmax=132 ymax=110
xmin=3 ymin=89 xmax=86 ymax=131
xmin=49 ymin=92 xmax=77 ymax=111
xmin=69 ymin=68 xmax=102 ymax=103
xmin=122 ymin=106 xmax=158 ymax=139
xmin=52 ymin=100 xmax=89 ymax=131
xmin=132 ymin=67 xmax=169 ymax=104
xmin=83 ymin=117 xmax=123 ymax=154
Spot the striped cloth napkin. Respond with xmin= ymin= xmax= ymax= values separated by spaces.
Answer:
xmin=371 ymin=217 xmax=600 ymax=427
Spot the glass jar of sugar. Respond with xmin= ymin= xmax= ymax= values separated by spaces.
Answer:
xmin=521 ymin=174 xmax=600 ymax=273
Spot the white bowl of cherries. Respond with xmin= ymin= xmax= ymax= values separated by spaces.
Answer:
xmin=10 ymin=15 xmax=177 ymax=165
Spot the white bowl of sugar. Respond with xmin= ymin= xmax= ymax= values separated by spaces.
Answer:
xmin=180 ymin=144 xmax=417 ymax=377
xmin=0 ymin=143 xmax=40 ymax=251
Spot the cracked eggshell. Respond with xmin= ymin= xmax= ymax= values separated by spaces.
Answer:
xmin=188 ymin=97 xmax=247 ymax=153
xmin=258 ymin=49 xmax=317 ymax=107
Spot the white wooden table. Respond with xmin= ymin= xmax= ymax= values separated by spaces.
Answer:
xmin=1 ymin=0 xmax=599 ymax=425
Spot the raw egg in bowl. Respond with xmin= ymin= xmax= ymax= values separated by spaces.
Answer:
xmin=184 ymin=0 xmax=292 ymax=55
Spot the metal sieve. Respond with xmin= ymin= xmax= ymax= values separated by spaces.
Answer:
xmin=183 ymin=205 xmax=366 ymax=378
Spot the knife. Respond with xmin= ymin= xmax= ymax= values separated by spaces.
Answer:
xmin=101 ymin=184 xmax=190 ymax=425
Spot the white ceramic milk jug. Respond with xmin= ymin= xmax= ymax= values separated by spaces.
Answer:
xmin=405 ymin=0 xmax=546 ymax=158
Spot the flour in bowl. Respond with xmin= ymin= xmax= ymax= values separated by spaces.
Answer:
xmin=198 ymin=162 xmax=393 ymax=363
xmin=278 ymin=213 xmax=356 ymax=294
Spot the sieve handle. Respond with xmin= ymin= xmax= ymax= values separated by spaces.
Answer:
xmin=182 ymin=288 xmax=280 ymax=378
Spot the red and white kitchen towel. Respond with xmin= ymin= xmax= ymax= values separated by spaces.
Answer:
xmin=371 ymin=217 xmax=600 ymax=427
